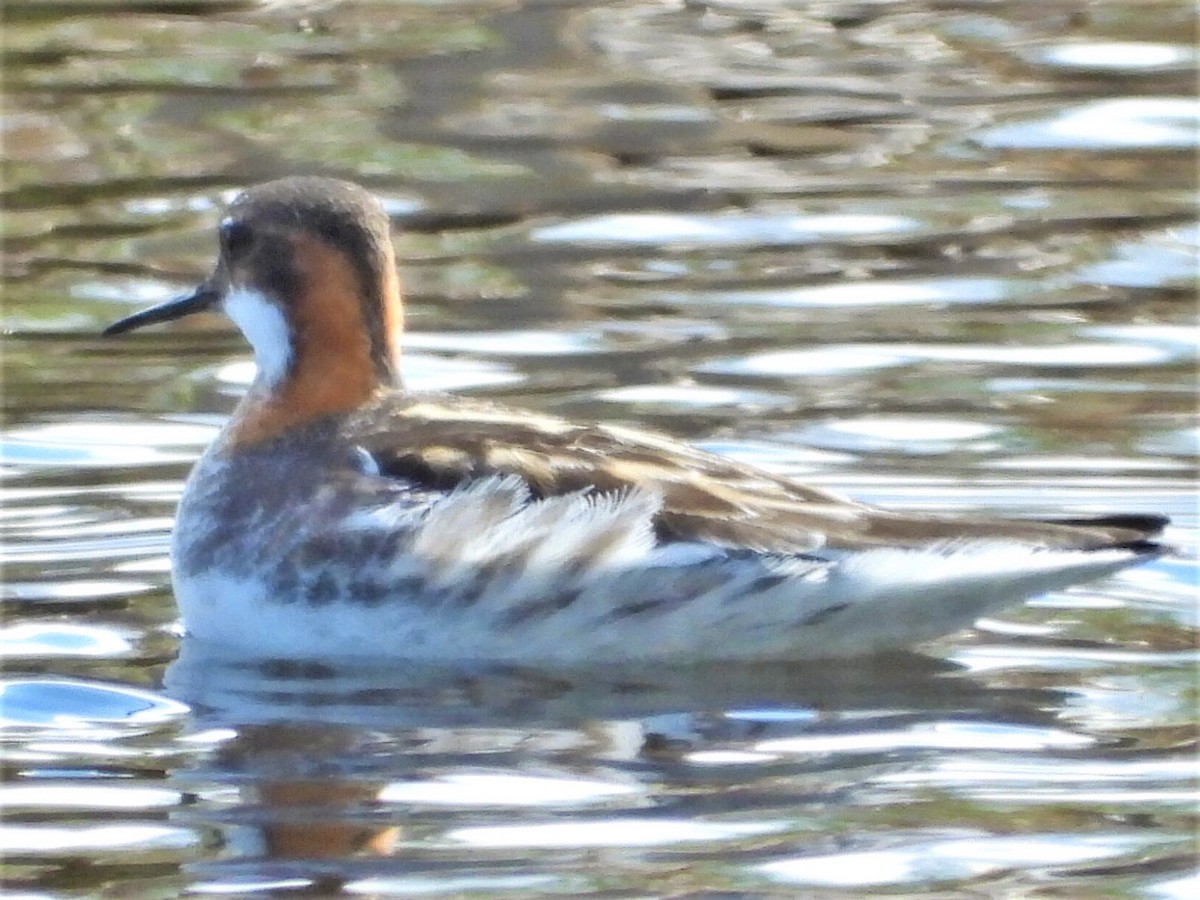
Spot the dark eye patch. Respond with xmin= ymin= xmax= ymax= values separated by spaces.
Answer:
xmin=219 ymin=218 xmax=255 ymax=259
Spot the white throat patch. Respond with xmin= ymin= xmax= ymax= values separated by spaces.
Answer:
xmin=223 ymin=287 xmax=293 ymax=386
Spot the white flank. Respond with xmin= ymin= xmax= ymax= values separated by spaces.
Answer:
xmin=173 ymin=472 xmax=1153 ymax=663
xmin=223 ymin=287 xmax=293 ymax=385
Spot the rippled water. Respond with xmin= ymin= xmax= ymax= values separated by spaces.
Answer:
xmin=3 ymin=0 xmax=1197 ymax=896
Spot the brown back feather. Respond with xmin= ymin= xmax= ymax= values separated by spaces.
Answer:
xmin=350 ymin=394 xmax=1166 ymax=554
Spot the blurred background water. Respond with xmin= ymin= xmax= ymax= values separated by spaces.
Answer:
xmin=2 ymin=0 xmax=1197 ymax=896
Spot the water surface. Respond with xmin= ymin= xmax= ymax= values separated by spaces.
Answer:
xmin=2 ymin=0 xmax=1197 ymax=896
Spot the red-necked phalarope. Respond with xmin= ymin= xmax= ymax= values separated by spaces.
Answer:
xmin=104 ymin=177 xmax=1167 ymax=662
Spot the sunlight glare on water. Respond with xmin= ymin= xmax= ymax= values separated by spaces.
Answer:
xmin=978 ymin=97 xmax=1200 ymax=151
xmin=758 ymin=833 xmax=1158 ymax=888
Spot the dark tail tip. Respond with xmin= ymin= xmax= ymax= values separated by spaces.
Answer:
xmin=1044 ymin=513 xmax=1170 ymax=538
xmin=1108 ymin=538 xmax=1169 ymax=556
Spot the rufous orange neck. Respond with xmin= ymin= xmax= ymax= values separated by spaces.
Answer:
xmin=226 ymin=234 xmax=401 ymax=447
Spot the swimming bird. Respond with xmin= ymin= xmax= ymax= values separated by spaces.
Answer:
xmin=103 ymin=177 xmax=1167 ymax=661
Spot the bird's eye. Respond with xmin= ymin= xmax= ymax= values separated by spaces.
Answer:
xmin=219 ymin=218 xmax=254 ymax=259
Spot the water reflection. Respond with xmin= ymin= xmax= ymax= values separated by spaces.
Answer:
xmin=1025 ymin=41 xmax=1198 ymax=74
xmin=978 ymin=97 xmax=1200 ymax=152
xmin=165 ymin=641 xmax=1007 ymax=729
xmin=759 ymin=832 xmax=1159 ymax=888
xmin=163 ymin=647 xmax=1097 ymax=888
xmin=3 ymin=0 xmax=1196 ymax=894
xmin=532 ymin=211 xmax=922 ymax=247
xmin=0 ymin=622 xmax=134 ymax=658
xmin=0 ymin=678 xmax=188 ymax=729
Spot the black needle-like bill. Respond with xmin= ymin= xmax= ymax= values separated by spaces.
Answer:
xmin=102 ymin=282 xmax=222 ymax=336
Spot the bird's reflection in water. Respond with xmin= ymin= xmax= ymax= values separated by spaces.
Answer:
xmin=165 ymin=640 xmax=1068 ymax=891
xmin=213 ymin=722 xmax=401 ymax=862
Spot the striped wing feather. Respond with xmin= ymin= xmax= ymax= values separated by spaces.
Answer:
xmin=351 ymin=394 xmax=1165 ymax=554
